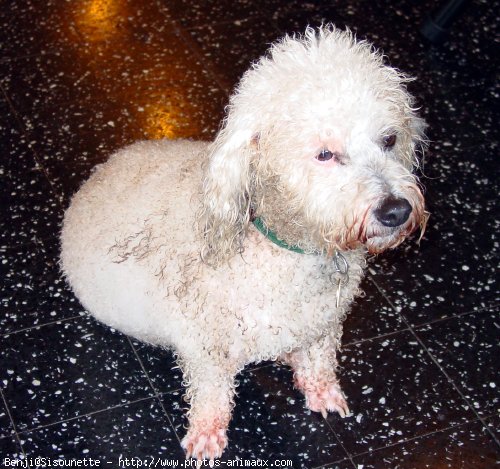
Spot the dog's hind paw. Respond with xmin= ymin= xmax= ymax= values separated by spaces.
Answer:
xmin=181 ymin=422 xmax=228 ymax=461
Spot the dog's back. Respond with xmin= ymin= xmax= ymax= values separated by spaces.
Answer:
xmin=60 ymin=139 xmax=207 ymax=343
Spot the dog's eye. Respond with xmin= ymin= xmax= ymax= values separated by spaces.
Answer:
xmin=316 ymin=149 xmax=334 ymax=161
xmin=382 ymin=134 xmax=397 ymax=149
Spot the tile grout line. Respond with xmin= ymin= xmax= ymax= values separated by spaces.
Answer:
xmin=369 ymin=276 xmax=500 ymax=448
xmin=356 ymin=289 xmax=497 ymax=347
xmin=366 ymin=272 xmax=498 ymax=328
xmin=1 ymin=314 xmax=84 ymax=339
xmin=312 ymin=456 xmax=356 ymax=469
xmin=1 ymin=277 xmax=494 ymax=454
xmin=312 ymin=274 xmax=412 ymax=469
xmin=126 ymin=337 xmax=184 ymax=447
xmin=0 ymin=78 xmax=66 ymax=206
xmin=343 ymin=324 xmax=412 ymax=348
xmin=3 ymin=318 xmax=185 ymax=442
xmin=0 ymin=387 xmax=26 ymax=458
xmin=342 ymin=412 xmax=499 ymax=463
xmin=183 ymin=12 xmax=265 ymax=33
xmin=1 ymin=232 xmax=62 ymax=251
xmin=11 ymin=394 xmax=158 ymax=437
xmin=321 ymin=417 xmax=357 ymax=469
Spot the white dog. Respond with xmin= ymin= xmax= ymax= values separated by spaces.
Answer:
xmin=61 ymin=26 xmax=427 ymax=460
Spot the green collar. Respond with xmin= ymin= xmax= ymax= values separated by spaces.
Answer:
xmin=252 ymin=217 xmax=350 ymax=308
xmin=252 ymin=217 xmax=306 ymax=254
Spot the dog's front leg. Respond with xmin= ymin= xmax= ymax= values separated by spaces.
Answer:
xmin=179 ymin=357 xmax=238 ymax=461
xmin=282 ymin=333 xmax=350 ymax=419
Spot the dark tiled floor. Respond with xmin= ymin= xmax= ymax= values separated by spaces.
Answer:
xmin=0 ymin=0 xmax=498 ymax=467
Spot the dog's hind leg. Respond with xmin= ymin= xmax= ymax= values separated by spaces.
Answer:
xmin=282 ymin=333 xmax=350 ymax=419
xmin=179 ymin=356 xmax=239 ymax=461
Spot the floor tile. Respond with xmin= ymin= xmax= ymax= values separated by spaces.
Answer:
xmin=22 ymin=100 xmax=144 ymax=203
xmin=1 ymin=52 xmax=102 ymax=112
xmin=165 ymin=0 xmax=266 ymax=29
xmin=21 ymin=89 xmax=224 ymax=204
xmin=0 ymin=316 xmax=153 ymax=431
xmin=332 ymin=331 xmax=476 ymax=455
xmin=1 ymin=7 xmax=223 ymax=119
xmin=0 ymin=104 xmax=61 ymax=247
xmin=0 ymin=395 xmax=13 ymax=438
xmin=417 ymin=0 xmax=498 ymax=78
xmin=415 ymin=309 xmax=499 ymax=417
xmin=0 ymin=0 xmax=172 ymax=60
xmin=0 ymin=0 xmax=80 ymax=59
xmin=0 ymin=237 xmax=82 ymax=333
xmin=3 ymin=48 xmax=225 ymax=137
xmin=0 ymin=0 xmax=497 ymax=465
xmin=130 ymin=341 xmax=183 ymax=395
xmin=20 ymin=397 xmax=184 ymax=460
xmin=271 ymin=0 xmax=363 ymax=37
xmin=486 ymin=413 xmax=500 ymax=441
xmin=369 ymin=144 xmax=498 ymax=325
xmin=0 ymin=99 xmax=22 ymax=160
xmin=342 ymin=277 xmax=406 ymax=346
xmin=162 ymin=364 xmax=350 ymax=467
xmin=352 ymin=418 xmax=499 ymax=469
xmin=0 ymin=435 xmax=23 ymax=459
xmin=187 ymin=16 xmax=279 ymax=89
xmin=0 ymin=163 xmax=61 ymax=248
xmin=419 ymin=79 xmax=498 ymax=150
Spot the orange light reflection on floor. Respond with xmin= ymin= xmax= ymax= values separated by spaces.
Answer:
xmin=136 ymin=100 xmax=201 ymax=140
xmin=68 ymin=0 xmax=199 ymax=139
xmin=73 ymin=0 xmax=125 ymax=42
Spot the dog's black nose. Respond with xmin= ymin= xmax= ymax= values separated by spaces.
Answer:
xmin=374 ymin=197 xmax=412 ymax=227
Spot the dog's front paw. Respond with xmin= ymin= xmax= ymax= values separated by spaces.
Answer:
xmin=296 ymin=376 xmax=350 ymax=419
xmin=181 ymin=421 xmax=228 ymax=461
xmin=306 ymin=383 xmax=350 ymax=419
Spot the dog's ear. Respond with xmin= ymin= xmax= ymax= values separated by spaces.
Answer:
xmin=199 ymin=117 xmax=257 ymax=266
xmin=409 ymin=114 xmax=428 ymax=164
xmin=398 ymin=108 xmax=428 ymax=169
xmin=410 ymin=115 xmax=427 ymax=142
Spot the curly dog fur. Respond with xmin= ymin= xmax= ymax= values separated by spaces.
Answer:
xmin=60 ymin=26 xmax=427 ymax=460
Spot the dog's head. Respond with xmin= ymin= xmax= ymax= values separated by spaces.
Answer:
xmin=200 ymin=26 xmax=428 ymax=264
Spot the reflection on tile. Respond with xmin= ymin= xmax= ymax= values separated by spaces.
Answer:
xmin=23 ymin=97 xmax=222 ymax=204
xmin=415 ymin=310 xmax=499 ymax=417
xmin=3 ymin=51 xmax=224 ymax=141
xmin=21 ymin=397 xmax=184 ymax=460
xmin=0 ymin=316 xmax=153 ymax=431
xmin=1 ymin=3 xmax=225 ymax=144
